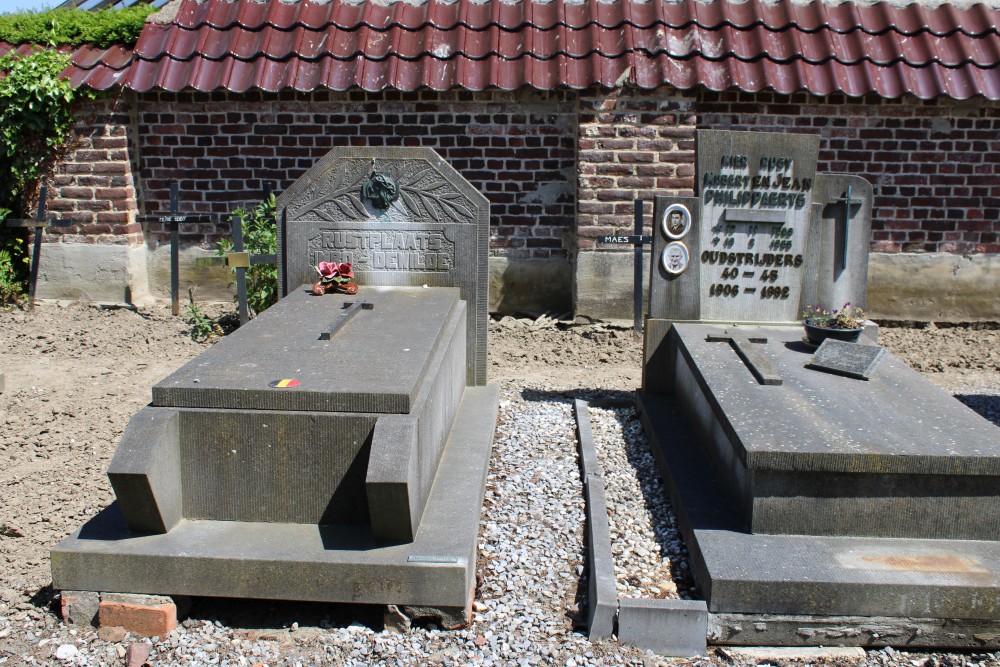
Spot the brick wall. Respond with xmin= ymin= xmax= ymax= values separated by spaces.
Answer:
xmin=45 ymin=88 xmax=1000 ymax=260
xmin=577 ymin=89 xmax=697 ymax=250
xmin=697 ymin=92 xmax=1000 ymax=254
xmin=136 ymin=90 xmax=577 ymax=260
xmin=46 ymin=95 xmax=142 ymax=246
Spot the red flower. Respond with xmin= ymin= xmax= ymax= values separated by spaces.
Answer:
xmin=316 ymin=261 xmax=339 ymax=279
xmin=339 ymin=262 xmax=354 ymax=278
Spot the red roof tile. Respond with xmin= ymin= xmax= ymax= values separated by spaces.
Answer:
xmin=4 ymin=0 xmax=1000 ymax=99
xmin=0 ymin=42 xmax=134 ymax=89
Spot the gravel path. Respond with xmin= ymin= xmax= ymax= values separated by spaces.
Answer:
xmin=588 ymin=405 xmax=696 ymax=601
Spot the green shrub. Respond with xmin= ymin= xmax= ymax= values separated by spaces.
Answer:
xmin=0 ymin=6 xmax=154 ymax=48
xmin=218 ymin=195 xmax=278 ymax=319
xmin=0 ymin=48 xmax=88 ymax=294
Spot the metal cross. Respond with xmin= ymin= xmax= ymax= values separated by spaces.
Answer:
xmin=138 ymin=182 xmax=214 ymax=316
xmin=319 ymin=300 xmax=374 ymax=340
xmin=3 ymin=180 xmax=71 ymax=311
xmin=597 ymin=199 xmax=654 ymax=335
xmin=195 ymin=184 xmax=277 ymax=325
xmin=705 ymin=332 xmax=783 ymax=386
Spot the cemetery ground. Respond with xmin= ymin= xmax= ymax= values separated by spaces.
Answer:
xmin=1 ymin=302 xmax=999 ymax=667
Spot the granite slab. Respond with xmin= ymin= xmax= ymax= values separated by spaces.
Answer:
xmin=51 ymin=385 xmax=499 ymax=608
xmin=665 ymin=322 xmax=1000 ymax=539
xmin=637 ymin=391 xmax=1000 ymax=625
xmin=153 ymin=287 xmax=461 ymax=414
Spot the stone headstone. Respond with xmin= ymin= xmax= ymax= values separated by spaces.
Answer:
xmin=52 ymin=148 xmax=500 ymax=623
xmin=276 ymin=148 xmax=489 ymax=386
xmin=648 ymin=130 xmax=872 ymax=327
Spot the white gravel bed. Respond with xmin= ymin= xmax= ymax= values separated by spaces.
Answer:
xmin=3 ymin=385 xmax=683 ymax=667
xmin=588 ymin=405 xmax=697 ymax=601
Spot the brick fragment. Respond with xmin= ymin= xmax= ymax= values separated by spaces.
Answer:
xmin=99 ymin=594 xmax=178 ymax=638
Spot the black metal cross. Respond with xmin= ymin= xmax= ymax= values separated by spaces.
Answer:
xmin=3 ymin=181 xmax=71 ymax=311
xmin=597 ymin=199 xmax=654 ymax=335
xmin=138 ymin=182 xmax=214 ymax=316
xmin=705 ymin=332 xmax=783 ymax=386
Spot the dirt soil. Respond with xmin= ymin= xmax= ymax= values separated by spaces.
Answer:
xmin=0 ymin=303 xmax=998 ymax=663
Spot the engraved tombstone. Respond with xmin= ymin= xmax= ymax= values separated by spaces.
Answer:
xmin=637 ymin=130 xmax=1000 ymax=648
xmin=51 ymin=147 xmax=499 ymax=625
xmin=276 ymin=148 xmax=489 ymax=386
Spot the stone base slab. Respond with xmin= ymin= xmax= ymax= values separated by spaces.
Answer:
xmin=710 ymin=613 xmax=1000 ymax=649
xmin=52 ymin=385 xmax=499 ymax=613
xmin=637 ymin=391 xmax=1000 ymax=644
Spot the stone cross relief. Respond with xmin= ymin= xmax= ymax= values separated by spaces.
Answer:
xmin=705 ymin=332 xmax=783 ymax=386
xmin=319 ymin=300 xmax=374 ymax=340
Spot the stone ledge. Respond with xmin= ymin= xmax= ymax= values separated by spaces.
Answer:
xmin=573 ymin=399 xmax=708 ymax=656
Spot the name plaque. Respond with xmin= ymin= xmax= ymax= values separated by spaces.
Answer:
xmin=697 ymin=132 xmax=820 ymax=323
xmin=806 ymin=339 xmax=887 ymax=381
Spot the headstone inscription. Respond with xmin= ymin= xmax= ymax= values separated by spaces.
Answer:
xmin=51 ymin=148 xmax=499 ymax=626
xmin=637 ymin=130 xmax=1000 ymax=648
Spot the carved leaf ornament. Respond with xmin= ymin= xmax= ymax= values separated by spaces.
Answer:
xmin=294 ymin=159 xmax=475 ymax=224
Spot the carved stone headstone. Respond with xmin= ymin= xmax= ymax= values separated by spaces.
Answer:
xmin=276 ymin=148 xmax=489 ymax=386
xmin=637 ymin=130 xmax=1000 ymax=648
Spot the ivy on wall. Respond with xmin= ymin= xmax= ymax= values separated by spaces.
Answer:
xmin=0 ymin=48 xmax=92 ymax=303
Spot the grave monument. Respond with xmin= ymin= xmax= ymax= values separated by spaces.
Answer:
xmin=51 ymin=148 xmax=498 ymax=627
xmin=638 ymin=130 xmax=1000 ymax=648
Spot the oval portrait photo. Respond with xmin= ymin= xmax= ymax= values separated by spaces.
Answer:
xmin=661 ymin=204 xmax=692 ymax=239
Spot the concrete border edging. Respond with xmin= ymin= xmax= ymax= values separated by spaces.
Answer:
xmin=573 ymin=399 xmax=617 ymax=639
xmin=573 ymin=399 xmax=708 ymax=657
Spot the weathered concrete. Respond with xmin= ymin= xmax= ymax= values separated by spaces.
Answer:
xmin=665 ymin=322 xmax=1000 ymax=540
xmin=153 ymin=288 xmax=463 ymax=414
xmin=60 ymin=590 xmax=100 ymax=627
xmin=618 ymin=598 xmax=708 ymax=657
xmin=573 ymin=400 xmax=617 ymax=638
xmin=107 ymin=408 xmax=182 ymax=534
xmin=145 ymin=244 xmax=233 ymax=304
xmin=35 ymin=243 xmax=152 ymax=306
xmin=637 ymin=391 xmax=1000 ymax=629
xmin=574 ymin=250 xmax=651 ymax=322
xmin=709 ymin=613 xmax=1000 ymax=649
xmin=51 ymin=384 xmax=499 ymax=610
xmin=488 ymin=256 xmax=571 ymax=315
xmin=868 ymin=252 xmax=1000 ymax=323
xmin=276 ymin=147 xmax=490 ymax=386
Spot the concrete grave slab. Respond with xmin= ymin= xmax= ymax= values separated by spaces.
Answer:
xmin=52 ymin=384 xmax=499 ymax=613
xmin=666 ymin=322 xmax=1000 ymax=540
xmin=637 ymin=391 xmax=1000 ymax=636
xmin=153 ymin=287 xmax=463 ymax=414
xmin=638 ymin=129 xmax=1000 ymax=648
xmin=53 ymin=146 xmax=498 ymax=619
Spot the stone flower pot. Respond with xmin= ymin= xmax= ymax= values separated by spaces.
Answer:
xmin=803 ymin=318 xmax=863 ymax=346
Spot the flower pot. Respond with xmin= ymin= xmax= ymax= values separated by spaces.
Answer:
xmin=803 ymin=319 xmax=863 ymax=346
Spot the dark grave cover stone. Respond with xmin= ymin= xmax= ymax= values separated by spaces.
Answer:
xmin=153 ymin=288 xmax=460 ymax=414
xmin=806 ymin=339 xmax=888 ymax=380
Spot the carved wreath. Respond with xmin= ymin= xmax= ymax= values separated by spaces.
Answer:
xmin=295 ymin=161 xmax=475 ymax=223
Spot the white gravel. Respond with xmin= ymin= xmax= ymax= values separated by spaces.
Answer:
xmin=588 ymin=405 xmax=697 ymax=601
